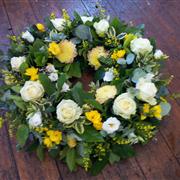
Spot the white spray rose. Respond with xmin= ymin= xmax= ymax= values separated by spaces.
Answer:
xmin=102 ymin=117 xmax=120 ymax=134
xmin=95 ymin=85 xmax=117 ymax=104
xmin=93 ymin=19 xmax=109 ymax=36
xmin=56 ymin=99 xmax=82 ymax=124
xmin=130 ymin=38 xmax=153 ymax=55
xmin=103 ymin=68 xmax=114 ymax=82
xmin=22 ymin=31 xmax=34 ymax=43
xmin=51 ymin=18 xmax=66 ymax=31
xmin=113 ymin=93 xmax=136 ymax=119
xmin=46 ymin=63 xmax=57 ymax=73
xmin=81 ymin=16 xmax=93 ymax=23
xmin=48 ymin=72 xmax=58 ymax=82
xmin=20 ymin=81 xmax=44 ymax=102
xmin=154 ymin=49 xmax=163 ymax=59
xmin=10 ymin=56 xmax=26 ymax=71
xmin=28 ymin=111 xmax=42 ymax=128
xmin=61 ymin=83 xmax=70 ymax=92
xmin=136 ymin=76 xmax=157 ymax=105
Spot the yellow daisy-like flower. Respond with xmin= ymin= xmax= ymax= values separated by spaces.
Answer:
xmin=56 ymin=40 xmax=77 ymax=64
xmin=87 ymin=46 xmax=108 ymax=70
xmin=111 ymin=50 xmax=126 ymax=60
xmin=25 ymin=67 xmax=38 ymax=81
xmin=36 ymin=23 xmax=45 ymax=32
xmin=47 ymin=130 xmax=62 ymax=144
xmin=43 ymin=137 xmax=53 ymax=148
xmin=151 ymin=105 xmax=162 ymax=120
xmin=48 ymin=42 xmax=61 ymax=55
xmin=85 ymin=110 xmax=102 ymax=130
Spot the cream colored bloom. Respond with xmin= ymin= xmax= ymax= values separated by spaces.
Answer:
xmin=93 ymin=19 xmax=109 ymax=36
xmin=56 ymin=99 xmax=82 ymax=124
xmin=56 ymin=40 xmax=77 ymax=63
xmin=102 ymin=117 xmax=120 ymax=134
xmin=113 ymin=93 xmax=136 ymax=119
xmin=136 ymin=76 xmax=157 ymax=105
xmin=130 ymin=38 xmax=153 ymax=55
xmin=95 ymin=85 xmax=117 ymax=104
xmin=51 ymin=18 xmax=66 ymax=31
xmin=10 ymin=56 xmax=26 ymax=71
xmin=22 ymin=31 xmax=34 ymax=43
xmin=154 ymin=49 xmax=163 ymax=59
xmin=81 ymin=16 xmax=93 ymax=23
xmin=87 ymin=46 xmax=108 ymax=70
xmin=20 ymin=81 xmax=44 ymax=102
xmin=28 ymin=111 xmax=42 ymax=128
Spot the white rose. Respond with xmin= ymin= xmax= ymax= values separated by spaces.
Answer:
xmin=103 ymin=68 xmax=114 ymax=82
xmin=113 ymin=93 xmax=136 ymax=119
xmin=10 ymin=56 xmax=26 ymax=71
xmin=130 ymin=38 xmax=153 ymax=55
xmin=20 ymin=81 xmax=44 ymax=102
xmin=95 ymin=85 xmax=117 ymax=104
xmin=56 ymin=99 xmax=82 ymax=124
xmin=154 ymin=49 xmax=163 ymax=59
xmin=28 ymin=111 xmax=42 ymax=128
xmin=61 ymin=83 xmax=70 ymax=92
xmin=48 ymin=72 xmax=58 ymax=82
xmin=46 ymin=63 xmax=57 ymax=73
xmin=22 ymin=31 xmax=34 ymax=43
xmin=136 ymin=77 xmax=157 ymax=105
xmin=102 ymin=117 xmax=120 ymax=134
xmin=93 ymin=19 xmax=109 ymax=36
xmin=51 ymin=18 xmax=66 ymax=31
xmin=81 ymin=16 xmax=93 ymax=23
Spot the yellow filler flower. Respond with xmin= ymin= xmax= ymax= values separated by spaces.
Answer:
xmin=111 ymin=50 xmax=126 ymax=60
xmin=25 ymin=67 xmax=38 ymax=81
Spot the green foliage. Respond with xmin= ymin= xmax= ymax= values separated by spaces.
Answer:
xmin=68 ymin=62 xmax=82 ymax=78
xmin=57 ymin=73 xmax=67 ymax=91
xmin=99 ymin=56 xmax=113 ymax=66
xmin=39 ymin=73 xmax=56 ymax=95
xmin=74 ymin=25 xmax=92 ymax=41
xmin=36 ymin=145 xmax=44 ymax=161
xmin=84 ymin=99 xmax=103 ymax=112
xmin=160 ymin=102 xmax=171 ymax=116
xmin=110 ymin=17 xmax=127 ymax=34
xmin=16 ymin=124 xmax=29 ymax=147
xmin=66 ymin=148 xmax=76 ymax=171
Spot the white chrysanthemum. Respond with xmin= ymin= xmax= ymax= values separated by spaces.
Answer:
xmin=130 ymin=38 xmax=153 ymax=55
xmin=93 ymin=19 xmax=109 ymax=36
xmin=20 ymin=81 xmax=44 ymax=102
xmin=28 ymin=111 xmax=42 ymax=128
xmin=113 ymin=93 xmax=136 ymax=119
xmin=81 ymin=16 xmax=93 ymax=23
xmin=102 ymin=117 xmax=121 ymax=134
xmin=56 ymin=99 xmax=82 ymax=124
xmin=48 ymin=72 xmax=58 ymax=82
xmin=51 ymin=18 xmax=66 ymax=31
xmin=95 ymin=85 xmax=117 ymax=104
xmin=22 ymin=31 xmax=34 ymax=43
xmin=10 ymin=56 xmax=26 ymax=71
xmin=154 ymin=49 xmax=163 ymax=59
xmin=136 ymin=76 xmax=157 ymax=105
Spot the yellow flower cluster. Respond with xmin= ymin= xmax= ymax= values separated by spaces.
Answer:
xmin=43 ymin=130 xmax=62 ymax=148
xmin=48 ymin=40 xmax=77 ymax=64
xmin=141 ymin=103 xmax=162 ymax=120
xmin=36 ymin=23 xmax=45 ymax=32
xmin=111 ymin=49 xmax=126 ymax=60
xmin=85 ymin=110 xmax=102 ymax=130
xmin=25 ymin=67 xmax=39 ymax=81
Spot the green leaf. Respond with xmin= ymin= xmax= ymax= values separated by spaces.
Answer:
xmin=112 ymin=144 xmax=135 ymax=159
xmin=19 ymin=62 xmax=29 ymax=73
xmin=39 ymin=73 xmax=56 ymax=95
xmin=11 ymin=85 xmax=22 ymax=93
xmin=160 ymin=102 xmax=171 ymax=116
xmin=16 ymin=125 xmax=29 ymax=146
xmin=79 ymin=126 xmax=104 ymax=142
xmin=57 ymin=74 xmax=67 ymax=91
xmin=110 ymin=17 xmax=127 ymax=34
xmin=49 ymin=148 xmax=60 ymax=159
xmin=94 ymin=68 xmax=105 ymax=81
xmin=9 ymin=95 xmax=26 ymax=110
xmin=36 ymin=145 xmax=44 ymax=161
xmin=109 ymin=151 xmax=120 ymax=164
xmin=99 ymin=56 xmax=113 ymax=66
xmin=84 ymin=99 xmax=103 ymax=112
xmin=123 ymin=34 xmax=136 ymax=50
xmin=90 ymin=154 xmax=109 ymax=176
xmin=74 ymin=25 xmax=92 ymax=41
xmin=68 ymin=62 xmax=82 ymax=78
xmin=66 ymin=148 xmax=76 ymax=172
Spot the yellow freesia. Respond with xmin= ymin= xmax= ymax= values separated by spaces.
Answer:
xmin=36 ymin=23 xmax=45 ymax=32
xmin=25 ymin=67 xmax=38 ymax=81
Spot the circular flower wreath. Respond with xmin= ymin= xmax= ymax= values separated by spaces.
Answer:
xmin=0 ymin=9 xmax=172 ymax=175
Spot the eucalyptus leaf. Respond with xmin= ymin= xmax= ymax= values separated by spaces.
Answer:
xmin=16 ymin=125 xmax=29 ymax=147
xmin=160 ymin=102 xmax=171 ymax=116
xmin=74 ymin=25 xmax=92 ymax=41
xmin=131 ymin=68 xmax=146 ymax=83
xmin=126 ymin=53 xmax=135 ymax=65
